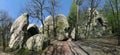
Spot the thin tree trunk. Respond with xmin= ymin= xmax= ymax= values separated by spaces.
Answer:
xmin=40 ymin=19 xmax=44 ymax=34
xmin=85 ymin=0 xmax=94 ymax=39
xmin=2 ymin=29 xmax=6 ymax=52
xmin=115 ymin=0 xmax=120 ymax=45
xmin=51 ymin=0 xmax=56 ymax=39
xmin=75 ymin=4 xmax=79 ymax=40
xmin=109 ymin=0 xmax=116 ymax=33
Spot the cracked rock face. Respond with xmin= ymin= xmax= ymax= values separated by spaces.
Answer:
xmin=26 ymin=34 xmax=48 ymax=51
xmin=42 ymin=41 xmax=88 ymax=55
xmin=9 ymin=13 xmax=70 ymax=51
xmin=43 ymin=14 xmax=69 ymax=40
xmin=77 ymin=8 xmax=108 ymax=38
xmin=9 ymin=13 xmax=29 ymax=49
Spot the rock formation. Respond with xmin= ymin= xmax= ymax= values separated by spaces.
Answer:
xmin=26 ymin=34 xmax=47 ymax=51
xmin=43 ymin=14 xmax=69 ymax=40
xmin=78 ymin=8 xmax=108 ymax=38
xmin=42 ymin=41 xmax=88 ymax=55
xmin=8 ymin=12 xmax=115 ymax=55
xmin=9 ymin=13 xmax=29 ymax=49
xmin=55 ymin=14 xmax=69 ymax=40
xmin=9 ymin=13 xmax=70 ymax=51
xmin=55 ymin=14 xmax=69 ymax=30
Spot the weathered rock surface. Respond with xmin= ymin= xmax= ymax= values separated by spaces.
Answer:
xmin=8 ymin=13 xmax=120 ymax=55
xmin=43 ymin=15 xmax=53 ymax=34
xmin=26 ymin=34 xmax=48 ymax=51
xmin=42 ymin=39 xmax=120 ymax=55
xmin=44 ymin=15 xmax=53 ymax=27
xmin=43 ymin=14 xmax=69 ymax=31
xmin=75 ymin=39 xmax=120 ymax=55
xmin=55 ymin=14 xmax=69 ymax=40
xmin=42 ymin=41 xmax=88 ymax=55
xmin=55 ymin=14 xmax=69 ymax=30
xmin=43 ymin=14 xmax=69 ymax=40
xmin=71 ymin=28 xmax=75 ymax=39
xmin=78 ymin=8 xmax=109 ymax=38
xmin=9 ymin=13 xmax=29 ymax=49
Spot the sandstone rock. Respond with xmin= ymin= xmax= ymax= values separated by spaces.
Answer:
xmin=44 ymin=15 xmax=53 ymax=27
xmin=43 ymin=14 xmax=69 ymax=40
xmin=43 ymin=15 xmax=53 ymax=34
xmin=55 ymin=14 xmax=69 ymax=40
xmin=71 ymin=28 xmax=75 ymax=39
xmin=9 ymin=13 xmax=29 ymax=49
xmin=76 ymin=40 xmax=120 ymax=55
xmin=43 ymin=14 xmax=69 ymax=31
xmin=42 ymin=41 xmax=88 ymax=55
xmin=78 ymin=8 xmax=108 ymax=38
xmin=26 ymin=34 xmax=48 ymax=51
xmin=55 ymin=14 xmax=69 ymax=31
xmin=38 ymin=27 xmax=43 ymax=33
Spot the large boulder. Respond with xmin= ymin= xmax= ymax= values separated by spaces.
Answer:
xmin=55 ymin=14 xmax=69 ymax=40
xmin=44 ymin=15 xmax=53 ymax=27
xmin=9 ymin=13 xmax=29 ymax=49
xmin=71 ymin=28 xmax=75 ymax=39
xmin=43 ymin=14 xmax=69 ymax=30
xmin=26 ymin=34 xmax=48 ymax=51
xmin=43 ymin=15 xmax=53 ymax=34
xmin=43 ymin=14 xmax=69 ymax=40
xmin=78 ymin=8 xmax=108 ymax=38
xmin=55 ymin=14 xmax=69 ymax=31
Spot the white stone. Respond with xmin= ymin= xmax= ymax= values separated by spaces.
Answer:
xmin=9 ymin=13 xmax=29 ymax=49
xmin=26 ymin=34 xmax=47 ymax=51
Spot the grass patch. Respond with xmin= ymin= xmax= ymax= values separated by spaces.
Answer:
xmin=14 ymin=48 xmax=44 ymax=55
xmin=15 ymin=48 xmax=31 ymax=55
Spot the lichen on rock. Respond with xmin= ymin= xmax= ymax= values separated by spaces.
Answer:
xmin=9 ymin=13 xmax=29 ymax=49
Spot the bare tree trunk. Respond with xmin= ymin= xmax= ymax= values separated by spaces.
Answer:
xmin=109 ymin=0 xmax=116 ymax=33
xmin=51 ymin=0 xmax=57 ymax=39
xmin=2 ymin=29 xmax=6 ymax=52
xmin=109 ymin=0 xmax=120 ymax=45
xmin=39 ymin=19 xmax=44 ymax=34
xmin=85 ymin=0 xmax=94 ymax=39
xmin=75 ymin=4 xmax=79 ymax=40
xmin=40 ymin=4 xmax=45 ymax=34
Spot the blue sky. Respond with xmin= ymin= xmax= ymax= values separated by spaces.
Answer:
xmin=0 ymin=0 xmax=105 ymax=26
xmin=0 ymin=0 xmax=72 ymax=20
xmin=0 ymin=0 xmax=26 ymax=19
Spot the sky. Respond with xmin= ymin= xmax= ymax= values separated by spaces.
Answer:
xmin=0 ymin=0 xmax=26 ymax=19
xmin=0 ymin=0 xmax=73 ymax=20
xmin=0 ymin=0 xmax=105 ymax=26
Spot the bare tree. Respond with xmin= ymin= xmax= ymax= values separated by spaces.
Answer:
xmin=46 ymin=0 xmax=60 ymax=39
xmin=0 ymin=10 xmax=12 ymax=51
xmin=85 ymin=0 xmax=101 ymax=38
xmin=75 ymin=0 xmax=82 ymax=40
xmin=23 ymin=0 xmax=47 ymax=34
